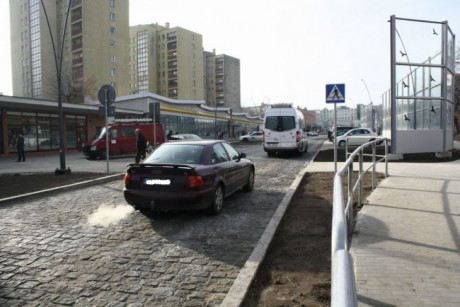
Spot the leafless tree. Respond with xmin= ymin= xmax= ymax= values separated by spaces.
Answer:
xmin=44 ymin=72 xmax=97 ymax=104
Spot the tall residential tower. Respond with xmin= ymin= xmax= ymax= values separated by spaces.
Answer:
xmin=129 ymin=23 xmax=204 ymax=100
xmin=10 ymin=0 xmax=130 ymax=102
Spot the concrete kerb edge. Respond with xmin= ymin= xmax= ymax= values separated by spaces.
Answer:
xmin=221 ymin=144 xmax=324 ymax=307
xmin=0 ymin=173 xmax=124 ymax=206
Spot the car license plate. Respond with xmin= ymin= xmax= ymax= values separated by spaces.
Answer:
xmin=266 ymin=142 xmax=277 ymax=147
xmin=144 ymin=178 xmax=171 ymax=186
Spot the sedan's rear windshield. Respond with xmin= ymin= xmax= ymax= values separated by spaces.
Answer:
xmin=145 ymin=144 xmax=204 ymax=164
xmin=265 ymin=116 xmax=295 ymax=131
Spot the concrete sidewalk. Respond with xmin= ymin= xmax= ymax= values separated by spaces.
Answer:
xmin=0 ymin=151 xmax=132 ymax=175
xmin=350 ymin=160 xmax=460 ymax=306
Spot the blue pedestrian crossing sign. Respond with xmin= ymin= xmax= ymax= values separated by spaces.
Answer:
xmin=326 ymin=84 xmax=345 ymax=103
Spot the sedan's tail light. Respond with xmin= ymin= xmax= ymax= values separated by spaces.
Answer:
xmin=124 ymin=173 xmax=131 ymax=186
xmin=187 ymin=176 xmax=203 ymax=189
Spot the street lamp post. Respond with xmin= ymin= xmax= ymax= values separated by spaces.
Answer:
xmin=361 ymin=79 xmax=375 ymax=131
xmin=40 ymin=0 xmax=72 ymax=174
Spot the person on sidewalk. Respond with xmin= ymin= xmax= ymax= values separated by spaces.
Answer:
xmin=16 ymin=133 xmax=26 ymax=162
xmin=135 ymin=128 xmax=147 ymax=164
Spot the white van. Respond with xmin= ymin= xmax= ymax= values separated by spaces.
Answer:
xmin=262 ymin=104 xmax=308 ymax=156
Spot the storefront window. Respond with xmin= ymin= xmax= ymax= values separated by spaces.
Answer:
xmin=66 ymin=115 xmax=77 ymax=149
xmin=6 ymin=111 xmax=86 ymax=153
xmin=7 ymin=112 xmax=23 ymax=153
xmin=23 ymin=113 xmax=37 ymax=151
xmin=37 ymin=114 xmax=51 ymax=150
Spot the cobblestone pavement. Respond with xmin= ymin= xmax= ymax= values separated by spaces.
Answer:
xmin=0 ymin=144 xmax=319 ymax=306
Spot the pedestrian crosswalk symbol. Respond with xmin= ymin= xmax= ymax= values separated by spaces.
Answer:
xmin=326 ymin=84 xmax=345 ymax=103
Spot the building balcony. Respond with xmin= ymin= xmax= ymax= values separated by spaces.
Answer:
xmin=71 ymin=28 xmax=82 ymax=36
xmin=71 ymin=0 xmax=82 ymax=8
xmin=167 ymin=42 xmax=177 ymax=50
xmin=168 ymin=72 xmax=178 ymax=79
xmin=72 ymin=43 xmax=83 ymax=50
xmin=72 ymin=57 xmax=83 ymax=65
xmin=168 ymin=90 xmax=178 ymax=98
xmin=71 ymin=14 xmax=82 ymax=22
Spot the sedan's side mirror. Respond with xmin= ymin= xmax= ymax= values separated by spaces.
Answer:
xmin=240 ymin=153 xmax=247 ymax=159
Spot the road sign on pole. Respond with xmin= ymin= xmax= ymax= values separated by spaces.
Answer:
xmin=326 ymin=84 xmax=345 ymax=103
xmin=326 ymin=83 xmax=346 ymax=173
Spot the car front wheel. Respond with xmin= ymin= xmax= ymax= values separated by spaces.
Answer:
xmin=338 ymin=140 xmax=346 ymax=148
xmin=209 ymin=184 xmax=224 ymax=215
xmin=99 ymin=149 xmax=107 ymax=160
xmin=243 ymin=169 xmax=255 ymax=192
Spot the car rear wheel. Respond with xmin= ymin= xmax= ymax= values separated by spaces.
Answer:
xmin=243 ymin=169 xmax=255 ymax=192
xmin=208 ymin=184 xmax=224 ymax=215
xmin=338 ymin=140 xmax=346 ymax=148
xmin=296 ymin=146 xmax=303 ymax=156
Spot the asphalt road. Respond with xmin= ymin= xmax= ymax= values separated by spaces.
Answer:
xmin=0 ymin=138 xmax=324 ymax=306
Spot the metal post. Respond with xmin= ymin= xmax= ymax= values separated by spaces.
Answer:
xmin=40 ymin=0 xmax=72 ymax=174
xmin=334 ymin=103 xmax=337 ymax=173
xmin=385 ymin=138 xmax=389 ymax=177
xmin=372 ymin=142 xmax=376 ymax=190
xmin=215 ymin=102 xmax=217 ymax=139
xmin=390 ymin=15 xmax=397 ymax=154
xmin=359 ymin=150 xmax=363 ymax=207
xmin=347 ymin=162 xmax=353 ymax=238
xmin=105 ymin=90 xmax=109 ymax=174
xmin=153 ymin=103 xmax=157 ymax=147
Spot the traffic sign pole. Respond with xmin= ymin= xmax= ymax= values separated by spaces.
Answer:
xmin=98 ymin=84 xmax=116 ymax=174
xmin=326 ymin=83 xmax=346 ymax=173
xmin=334 ymin=103 xmax=337 ymax=173
xmin=105 ymin=89 xmax=110 ymax=174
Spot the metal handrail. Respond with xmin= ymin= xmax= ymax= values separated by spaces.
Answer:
xmin=331 ymin=138 xmax=389 ymax=307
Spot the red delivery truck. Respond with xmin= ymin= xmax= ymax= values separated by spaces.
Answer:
xmin=83 ymin=120 xmax=165 ymax=159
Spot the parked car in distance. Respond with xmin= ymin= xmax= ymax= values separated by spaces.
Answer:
xmin=335 ymin=128 xmax=378 ymax=147
xmin=123 ymin=140 xmax=255 ymax=215
xmin=328 ymin=126 xmax=358 ymax=141
xmin=239 ymin=131 xmax=263 ymax=142
xmin=307 ymin=131 xmax=318 ymax=136
xmin=169 ymin=134 xmax=202 ymax=141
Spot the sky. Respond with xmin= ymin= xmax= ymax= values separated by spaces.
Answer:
xmin=0 ymin=0 xmax=459 ymax=110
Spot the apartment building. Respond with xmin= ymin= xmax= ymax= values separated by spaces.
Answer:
xmin=129 ymin=23 xmax=204 ymax=100
xmin=204 ymin=52 xmax=241 ymax=112
xmin=10 ymin=0 xmax=130 ymax=102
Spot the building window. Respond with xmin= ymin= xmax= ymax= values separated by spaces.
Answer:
xmin=110 ymin=0 xmax=115 ymax=8
xmin=110 ymin=54 xmax=116 ymax=63
xmin=110 ymin=68 xmax=116 ymax=76
xmin=110 ymin=27 xmax=115 ymax=35
xmin=110 ymin=13 xmax=115 ymax=21
xmin=110 ymin=40 xmax=115 ymax=47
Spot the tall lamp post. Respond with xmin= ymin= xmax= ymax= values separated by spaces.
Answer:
xmin=41 ymin=0 xmax=72 ymax=174
xmin=361 ymin=79 xmax=375 ymax=131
